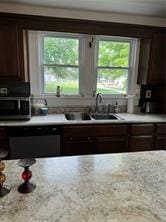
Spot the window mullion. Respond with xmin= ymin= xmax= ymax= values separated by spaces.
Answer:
xmin=43 ymin=64 xmax=79 ymax=68
xmin=97 ymin=66 xmax=130 ymax=70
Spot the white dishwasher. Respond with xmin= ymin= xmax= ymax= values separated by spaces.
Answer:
xmin=8 ymin=126 xmax=62 ymax=159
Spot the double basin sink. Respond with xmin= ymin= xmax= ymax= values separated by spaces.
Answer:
xmin=65 ymin=112 xmax=122 ymax=121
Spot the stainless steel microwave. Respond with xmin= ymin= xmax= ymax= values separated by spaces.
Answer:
xmin=0 ymin=81 xmax=31 ymax=120
xmin=0 ymin=97 xmax=31 ymax=120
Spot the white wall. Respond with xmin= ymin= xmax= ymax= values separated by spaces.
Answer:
xmin=0 ymin=3 xmax=165 ymax=27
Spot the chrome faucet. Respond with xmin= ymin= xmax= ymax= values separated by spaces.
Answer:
xmin=95 ymin=93 xmax=102 ymax=113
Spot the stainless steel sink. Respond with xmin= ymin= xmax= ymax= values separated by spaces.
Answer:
xmin=65 ymin=112 xmax=91 ymax=121
xmin=90 ymin=113 xmax=122 ymax=120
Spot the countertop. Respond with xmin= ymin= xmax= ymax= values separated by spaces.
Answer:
xmin=1 ymin=151 xmax=166 ymax=222
xmin=0 ymin=113 xmax=165 ymax=126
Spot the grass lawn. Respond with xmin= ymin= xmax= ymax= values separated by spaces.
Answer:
xmin=45 ymin=81 xmax=125 ymax=95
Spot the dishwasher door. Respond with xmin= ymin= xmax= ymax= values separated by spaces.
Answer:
xmin=8 ymin=126 xmax=62 ymax=159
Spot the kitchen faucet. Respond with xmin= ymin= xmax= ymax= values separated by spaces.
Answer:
xmin=95 ymin=93 xmax=102 ymax=113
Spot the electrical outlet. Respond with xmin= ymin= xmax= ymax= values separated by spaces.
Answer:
xmin=145 ymin=90 xmax=151 ymax=98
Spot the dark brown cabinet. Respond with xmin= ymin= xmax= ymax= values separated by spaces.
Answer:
xmin=0 ymin=20 xmax=27 ymax=81
xmin=137 ymin=30 xmax=165 ymax=85
xmin=63 ymin=125 xmax=96 ymax=155
xmin=0 ymin=128 xmax=9 ymax=159
xmin=129 ymin=124 xmax=155 ymax=151
xmin=63 ymin=124 xmax=129 ymax=155
xmin=156 ymin=124 xmax=166 ymax=150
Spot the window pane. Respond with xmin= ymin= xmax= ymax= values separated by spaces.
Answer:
xmin=44 ymin=37 xmax=79 ymax=65
xmin=97 ymin=68 xmax=128 ymax=94
xmin=44 ymin=66 xmax=79 ymax=94
xmin=98 ymin=41 xmax=130 ymax=67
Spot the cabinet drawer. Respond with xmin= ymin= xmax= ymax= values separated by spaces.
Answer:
xmin=129 ymin=136 xmax=154 ymax=151
xmin=156 ymin=124 xmax=166 ymax=135
xmin=130 ymin=124 xmax=154 ymax=135
xmin=64 ymin=125 xmax=128 ymax=138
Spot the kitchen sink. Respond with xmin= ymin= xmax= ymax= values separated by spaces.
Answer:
xmin=90 ymin=113 xmax=122 ymax=120
xmin=65 ymin=112 xmax=91 ymax=121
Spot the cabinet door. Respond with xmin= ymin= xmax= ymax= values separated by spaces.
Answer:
xmin=129 ymin=136 xmax=154 ymax=152
xmin=0 ymin=20 xmax=25 ymax=81
xmin=137 ymin=30 xmax=165 ymax=85
xmin=129 ymin=124 xmax=155 ymax=151
xmin=63 ymin=137 xmax=96 ymax=155
xmin=156 ymin=124 xmax=166 ymax=150
xmin=148 ymin=31 xmax=165 ymax=83
xmin=156 ymin=136 xmax=166 ymax=150
xmin=0 ymin=128 xmax=9 ymax=159
xmin=96 ymin=136 xmax=128 ymax=154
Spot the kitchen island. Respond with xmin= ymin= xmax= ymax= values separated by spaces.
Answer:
xmin=1 ymin=151 xmax=166 ymax=222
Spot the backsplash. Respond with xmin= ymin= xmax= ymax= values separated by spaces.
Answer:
xmin=48 ymin=105 xmax=127 ymax=114
xmin=31 ymin=95 xmax=141 ymax=115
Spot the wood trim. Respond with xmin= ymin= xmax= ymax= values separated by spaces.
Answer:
xmin=0 ymin=12 xmax=165 ymax=38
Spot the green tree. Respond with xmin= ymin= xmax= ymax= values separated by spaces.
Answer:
xmin=44 ymin=37 xmax=79 ymax=80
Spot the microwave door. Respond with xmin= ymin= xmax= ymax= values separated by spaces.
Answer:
xmin=0 ymin=100 xmax=19 ymax=115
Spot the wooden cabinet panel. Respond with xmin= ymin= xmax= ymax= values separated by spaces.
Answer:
xmin=148 ymin=31 xmax=165 ymax=83
xmin=129 ymin=124 xmax=155 ymax=152
xmin=137 ymin=30 xmax=165 ymax=85
xmin=129 ymin=136 xmax=154 ymax=151
xmin=64 ymin=125 xmax=128 ymax=138
xmin=156 ymin=124 xmax=166 ymax=135
xmin=96 ymin=136 xmax=128 ymax=154
xmin=0 ymin=128 xmax=9 ymax=159
xmin=63 ymin=138 xmax=96 ymax=155
xmin=0 ymin=20 xmax=27 ymax=81
xmin=63 ymin=125 xmax=129 ymax=156
xmin=156 ymin=124 xmax=166 ymax=150
xmin=156 ymin=137 xmax=166 ymax=150
xmin=130 ymin=124 xmax=154 ymax=135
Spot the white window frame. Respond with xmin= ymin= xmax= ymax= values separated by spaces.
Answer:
xmin=29 ymin=31 xmax=139 ymax=103
xmin=94 ymin=35 xmax=138 ymax=96
xmin=39 ymin=31 xmax=85 ymax=96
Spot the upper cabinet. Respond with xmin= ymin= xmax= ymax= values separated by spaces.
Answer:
xmin=0 ymin=19 xmax=28 ymax=81
xmin=137 ymin=30 xmax=165 ymax=85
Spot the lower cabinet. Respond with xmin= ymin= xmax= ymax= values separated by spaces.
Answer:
xmin=0 ymin=128 xmax=9 ymax=159
xmin=96 ymin=136 xmax=128 ymax=153
xmin=63 ymin=137 xmax=96 ymax=155
xmin=129 ymin=124 xmax=155 ymax=152
xmin=63 ymin=124 xmax=129 ymax=155
xmin=156 ymin=124 xmax=166 ymax=150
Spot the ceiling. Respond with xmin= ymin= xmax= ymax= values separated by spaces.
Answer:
xmin=2 ymin=0 xmax=166 ymax=18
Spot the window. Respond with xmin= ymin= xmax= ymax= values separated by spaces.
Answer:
xmin=95 ymin=36 xmax=133 ymax=95
xmin=41 ymin=33 xmax=82 ymax=95
xmin=29 ymin=31 xmax=138 ymax=98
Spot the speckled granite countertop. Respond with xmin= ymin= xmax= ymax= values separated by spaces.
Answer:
xmin=0 ymin=113 xmax=165 ymax=126
xmin=1 ymin=151 xmax=166 ymax=222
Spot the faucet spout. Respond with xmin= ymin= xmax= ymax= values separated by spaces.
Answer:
xmin=95 ymin=93 xmax=102 ymax=113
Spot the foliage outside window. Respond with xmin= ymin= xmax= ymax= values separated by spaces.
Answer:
xmin=43 ymin=34 xmax=80 ymax=94
xmin=96 ymin=38 xmax=131 ymax=95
